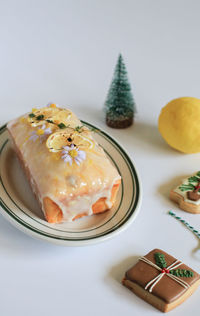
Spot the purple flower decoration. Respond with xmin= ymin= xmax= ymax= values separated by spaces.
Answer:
xmin=61 ymin=144 xmax=86 ymax=166
xmin=29 ymin=124 xmax=52 ymax=142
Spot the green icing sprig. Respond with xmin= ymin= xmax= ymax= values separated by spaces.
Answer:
xmin=179 ymin=172 xmax=200 ymax=192
xmin=179 ymin=183 xmax=195 ymax=192
xmin=188 ymin=176 xmax=200 ymax=183
xmin=170 ymin=269 xmax=193 ymax=278
xmin=154 ymin=253 xmax=167 ymax=268
xmin=155 ymin=249 xmax=194 ymax=278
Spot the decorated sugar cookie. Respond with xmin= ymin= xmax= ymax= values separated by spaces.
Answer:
xmin=122 ymin=249 xmax=200 ymax=313
xmin=170 ymin=171 xmax=200 ymax=213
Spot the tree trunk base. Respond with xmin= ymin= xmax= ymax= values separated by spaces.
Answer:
xmin=106 ymin=116 xmax=133 ymax=129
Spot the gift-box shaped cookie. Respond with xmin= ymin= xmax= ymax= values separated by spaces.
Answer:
xmin=122 ymin=249 xmax=200 ymax=312
xmin=170 ymin=171 xmax=200 ymax=214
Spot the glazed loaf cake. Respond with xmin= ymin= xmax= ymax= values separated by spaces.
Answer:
xmin=7 ymin=104 xmax=121 ymax=223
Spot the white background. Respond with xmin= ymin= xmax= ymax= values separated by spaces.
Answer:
xmin=0 ymin=1 xmax=200 ymax=315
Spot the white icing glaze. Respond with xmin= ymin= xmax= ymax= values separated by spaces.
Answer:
xmin=46 ymin=175 xmax=120 ymax=222
xmin=7 ymin=109 xmax=121 ymax=222
xmin=174 ymin=173 xmax=200 ymax=205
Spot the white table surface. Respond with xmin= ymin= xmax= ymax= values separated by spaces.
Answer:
xmin=0 ymin=1 xmax=200 ymax=315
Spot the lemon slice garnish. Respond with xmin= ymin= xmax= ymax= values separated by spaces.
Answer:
xmin=46 ymin=130 xmax=73 ymax=152
xmin=46 ymin=130 xmax=94 ymax=152
xmin=27 ymin=107 xmax=72 ymax=127
xmin=50 ymin=109 xmax=72 ymax=125
xmin=28 ymin=107 xmax=60 ymax=127
xmin=72 ymin=134 xmax=94 ymax=150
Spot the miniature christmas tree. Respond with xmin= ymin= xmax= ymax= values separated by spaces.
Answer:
xmin=104 ymin=54 xmax=135 ymax=128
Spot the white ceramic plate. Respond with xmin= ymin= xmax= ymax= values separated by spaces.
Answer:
xmin=0 ymin=121 xmax=141 ymax=246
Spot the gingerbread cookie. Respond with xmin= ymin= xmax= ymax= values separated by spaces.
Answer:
xmin=170 ymin=171 xmax=200 ymax=213
xmin=122 ymin=249 xmax=200 ymax=313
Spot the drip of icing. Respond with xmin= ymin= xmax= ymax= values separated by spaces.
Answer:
xmin=45 ymin=176 xmax=120 ymax=222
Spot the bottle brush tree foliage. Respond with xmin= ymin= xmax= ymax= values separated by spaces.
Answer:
xmin=104 ymin=54 xmax=136 ymax=128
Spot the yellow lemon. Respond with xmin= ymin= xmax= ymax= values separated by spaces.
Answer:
xmin=46 ymin=130 xmax=94 ymax=152
xmin=158 ymin=97 xmax=200 ymax=153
